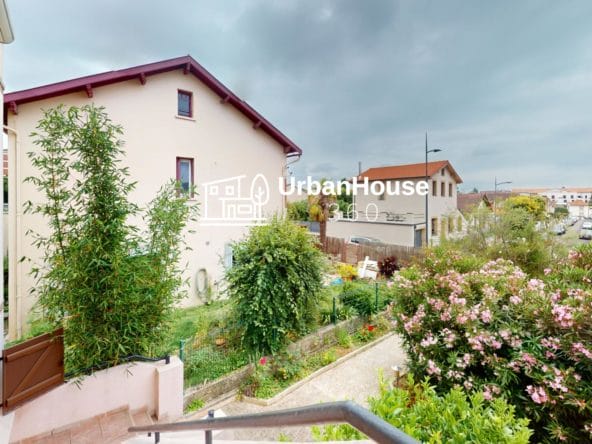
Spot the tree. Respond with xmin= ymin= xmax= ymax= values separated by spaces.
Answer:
xmin=503 ymin=195 xmax=547 ymax=220
xmin=25 ymin=105 xmax=197 ymax=374
xmin=226 ymin=217 xmax=325 ymax=354
xmin=287 ymin=199 xmax=309 ymax=221
xmin=308 ymin=179 xmax=336 ymax=250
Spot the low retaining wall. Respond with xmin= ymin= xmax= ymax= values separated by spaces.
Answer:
xmin=183 ymin=317 xmax=367 ymax=408
xmin=5 ymin=356 xmax=183 ymax=442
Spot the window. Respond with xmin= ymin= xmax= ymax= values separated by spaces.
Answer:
xmin=441 ymin=182 xmax=445 ymax=197
xmin=432 ymin=180 xmax=437 ymax=196
xmin=441 ymin=168 xmax=445 ymax=176
xmin=378 ymin=182 xmax=386 ymax=201
xmin=431 ymin=217 xmax=438 ymax=235
xmin=448 ymin=183 xmax=453 ymax=197
xmin=177 ymin=90 xmax=193 ymax=117
xmin=176 ymin=157 xmax=194 ymax=195
xmin=224 ymin=243 xmax=234 ymax=269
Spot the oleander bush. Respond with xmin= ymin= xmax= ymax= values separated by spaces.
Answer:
xmin=226 ymin=217 xmax=325 ymax=354
xmin=313 ymin=375 xmax=532 ymax=443
xmin=390 ymin=246 xmax=592 ymax=443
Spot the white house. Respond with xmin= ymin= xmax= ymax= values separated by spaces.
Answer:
xmin=327 ymin=160 xmax=465 ymax=247
xmin=3 ymin=55 xmax=302 ymax=338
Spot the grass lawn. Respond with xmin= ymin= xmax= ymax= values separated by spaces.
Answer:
xmin=161 ymin=300 xmax=232 ymax=355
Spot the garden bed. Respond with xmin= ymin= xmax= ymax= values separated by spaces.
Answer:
xmin=240 ymin=332 xmax=394 ymax=406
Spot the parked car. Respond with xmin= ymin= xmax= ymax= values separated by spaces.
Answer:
xmin=348 ymin=236 xmax=384 ymax=246
xmin=568 ymin=217 xmax=578 ymax=226
xmin=579 ymin=227 xmax=592 ymax=240
xmin=552 ymin=223 xmax=566 ymax=235
xmin=582 ymin=221 xmax=592 ymax=230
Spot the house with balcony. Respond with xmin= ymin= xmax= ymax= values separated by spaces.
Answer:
xmin=3 ymin=55 xmax=302 ymax=339
xmin=327 ymin=160 xmax=465 ymax=247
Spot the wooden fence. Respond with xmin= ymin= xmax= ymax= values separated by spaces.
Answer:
xmin=323 ymin=236 xmax=421 ymax=265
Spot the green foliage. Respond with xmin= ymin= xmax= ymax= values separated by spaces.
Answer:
xmin=449 ymin=206 xmax=554 ymax=276
xmin=183 ymin=346 xmax=248 ymax=387
xmin=185 ymin=398 xmax=205 ymax=413
xmin=287 ymin=199 xmax=309 ymax=221
xmin=390 ymin=246 xmax=592 ymax=442
xmin=339 ymin=281 xmax=390 ymax=317
xmin=554 ymin=206 xmax=568 ymax=215
xmin=226 ymin=217 xmax=325 ymax=354
xmin=313 ymin=376 xmax=532 ymax=443
xmin=25 ymin=105 xmax=197 ymax=375
xmin=504 ymin=195 xmax=547 ymax=220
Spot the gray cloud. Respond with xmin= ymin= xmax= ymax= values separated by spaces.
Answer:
xmin=5 ymin=0 xmax=592 ymax=190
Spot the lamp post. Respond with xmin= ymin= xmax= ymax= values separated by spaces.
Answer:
xmin=493 ymin=177 xmax=512 ymax=215
xmin=425 ymin=133 xmax=442 ymax=247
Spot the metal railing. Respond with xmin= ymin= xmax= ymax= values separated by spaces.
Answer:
xmin=128 ymin=400 xmax=418 ymax=444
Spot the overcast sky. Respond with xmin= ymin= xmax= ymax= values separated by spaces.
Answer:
xmin=5 ymin=1 xmax=592 ymax=191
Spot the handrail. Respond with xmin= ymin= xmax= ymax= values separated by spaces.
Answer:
xmin=129 ymin=400 xmax=419 ymax=444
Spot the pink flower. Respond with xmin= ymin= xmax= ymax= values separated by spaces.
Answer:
xmin=480 ymin=309 xmax=493 ymax=323
xmin=551 ymin=304 xmax=574 ymax=328
xmin=259 ymin=357 xmax=267 ymax=365
xmin=509 ymin=295 xmax=522 ymax=304
xmin=572 ymin=342 xmax=592 ymax=359
xmin=426 ymin=359 xmax=441 ymax=376
xmin=526 ymin=385 xmax=549 ymax=404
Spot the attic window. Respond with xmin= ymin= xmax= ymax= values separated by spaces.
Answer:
xmin=441 ymin=168 xmax=445 ymax=176
xmin=178 ymin=90 xmax=193 ymax=117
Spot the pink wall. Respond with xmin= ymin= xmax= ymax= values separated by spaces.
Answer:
xmin=5 ymin=357 xmax=183 ymax=442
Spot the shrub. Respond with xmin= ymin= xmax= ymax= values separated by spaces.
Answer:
xmin=26 ymin=105 xmax=197 ymax=375
xmin=378 ymin=255 xmax=399 ymax=278
xmin=313 ymin=375 xmax=532 ymax=443
xmin=340 ymin=281 xmax=389 ymax=317
xmin=226 ymin=217 xmax=325 ymax=354
xmin=336 ymin=263 xmax=357 ymax=280
xmin=390 ymin=247 xmax=592 ymax=442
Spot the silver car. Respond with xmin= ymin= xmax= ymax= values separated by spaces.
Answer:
xmin=579 ymin=228 xmax=592 ymax=240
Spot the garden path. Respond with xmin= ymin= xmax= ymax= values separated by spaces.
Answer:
xmin=199 ymin=334 xmax=407 ymax=442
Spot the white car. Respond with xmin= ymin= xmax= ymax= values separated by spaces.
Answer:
xmin=582 ymin=221 xmax=592 ymax=230
xmin=579 ymin=228 xmax=592 ymax=240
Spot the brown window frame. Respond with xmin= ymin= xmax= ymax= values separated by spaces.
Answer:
xmin=432 ymin=180 xmax=437 ymax=197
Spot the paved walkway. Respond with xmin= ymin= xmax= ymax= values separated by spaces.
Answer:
xmin=204 ymin=334 xmax=407 ymax=442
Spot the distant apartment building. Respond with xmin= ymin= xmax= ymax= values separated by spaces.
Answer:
xmin=327 ymin=160 xmax=465 ymax=247
xmin=514 ymin=187 xmax=592 ymax=207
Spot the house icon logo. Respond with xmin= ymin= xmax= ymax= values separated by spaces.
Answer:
xmin=200 ymin=174 xmax=270 ymax=226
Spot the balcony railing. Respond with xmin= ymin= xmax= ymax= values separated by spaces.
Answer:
xmin=128 ymin=400 xmax=418 ymax=444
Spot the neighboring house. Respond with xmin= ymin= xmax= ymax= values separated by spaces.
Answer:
xmin=327 ymin=160 xmax=464 ymax=247
xmin=3 ymin=55 xmax=302 ymax=339
xmin=457 ymin=192 xmax=492 ymax=215
xmin=514 ymin=187 xmax=592 ymax=209
xmin=568 ymin=200 xmax=592 ymax=219
xmin=457 ymin=190 xmax=515 ymax=215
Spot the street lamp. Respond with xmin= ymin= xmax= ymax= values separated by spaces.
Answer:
xmin=425 ymin=133 xmax=442 ymax=247
xmin=493 ymin=177 xmax=512 ymax=214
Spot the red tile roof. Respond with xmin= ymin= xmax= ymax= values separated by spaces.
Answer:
xmin=570 ymin=200 xmax=588 ymax=207
xmin=359 ymin=160 xmax=462 ymax=183
xmin=3 ymin=55 xmax=302 ymax=156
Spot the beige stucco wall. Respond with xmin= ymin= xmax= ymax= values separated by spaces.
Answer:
xmin=327 ymin=219 xmax=417 ymax=247
xmin=6 ymin=69 xmax=289 ymax=338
